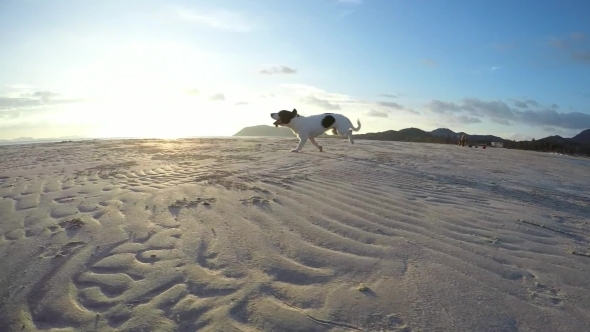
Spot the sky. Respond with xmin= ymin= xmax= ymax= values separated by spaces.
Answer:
xmin=1 ymin=0 xmax=590 ymax=141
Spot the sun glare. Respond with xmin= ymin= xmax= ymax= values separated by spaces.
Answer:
xmin=58 ymin=40 xmax=249 ymax=139
xmin=82 ymin=96 xmax=232 ymax=139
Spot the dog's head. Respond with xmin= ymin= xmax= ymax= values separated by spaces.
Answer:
xmin=271 ymin=109 xmax=298 ymax=127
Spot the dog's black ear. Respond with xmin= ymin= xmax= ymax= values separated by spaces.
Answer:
xmin=292 ymin=108 xmax=297 ymax=115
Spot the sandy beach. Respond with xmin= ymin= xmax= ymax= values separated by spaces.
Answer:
xmin=1 ymin=137 xmax=589 ymax=332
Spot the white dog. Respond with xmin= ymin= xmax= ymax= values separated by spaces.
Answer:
xmin=270 ymin=109 xmax=361 ymax=152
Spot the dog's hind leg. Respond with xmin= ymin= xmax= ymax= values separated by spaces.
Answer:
xmin=347 ymin=129 xmax=355 ymax=144
xmin=309 ymin=137 xmax=323 ymax=152
xmin=331 ymin=128 xmax=338 ymax=136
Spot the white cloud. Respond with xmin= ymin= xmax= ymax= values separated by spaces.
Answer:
xmin=210 ymin=93 xmax=225 ymax=101
xmin=280 ymin=84 xmax=357 ymax=104
xmin=178 ymin=9 xmax=252 ymax=32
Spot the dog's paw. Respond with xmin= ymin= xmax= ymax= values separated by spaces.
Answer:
xmin=318 ymin=146 xmax=323 ymax=152
xmin=290 ymin=149 xmax=300 ymax=153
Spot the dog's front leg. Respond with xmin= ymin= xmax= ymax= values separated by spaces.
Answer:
xmin=291 ymin=135 xmax=308 ymax=152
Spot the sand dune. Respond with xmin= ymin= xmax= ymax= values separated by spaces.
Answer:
xmin=1 ymin=137 xmax=589 ymax=331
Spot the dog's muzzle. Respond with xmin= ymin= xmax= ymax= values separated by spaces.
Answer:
xmin=270 ymin=113 xmax=282 ymax=127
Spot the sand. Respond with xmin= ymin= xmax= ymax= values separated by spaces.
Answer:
xmin=0 ymin=137 xmax=589 ymax=332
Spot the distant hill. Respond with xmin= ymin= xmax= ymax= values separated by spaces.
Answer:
xmin=429 ymin=128 xmax=505 ymax=142
xmin=232 ymin=125 xmax=507 ymax=143
xmin=572 ymin=129 xmax=590 ymax=144
xmin=430 ymin=128 xmax=459 ymax=137
xmin=0 ymin=135 xmax=87 ymax=145
xmin=470 ymin=134 xmax=505 ymax=142
xmin=355 ymin=127 xmax=506 ymax=143
xmin=399 ymin=128 xmax=430 ymax=137
xmin=233 ymin=125 xmax=296 ymax=137
xmin=537 ymin=135 xmax=574 ymax=144
xmin=356 ymin=128 xmax=432 ymax=141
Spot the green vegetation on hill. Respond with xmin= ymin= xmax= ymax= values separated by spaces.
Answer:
xmin=355 ymin=127 xmax=590 ymax=156
xmin=503 ymin=136 xmax=590 ymax=155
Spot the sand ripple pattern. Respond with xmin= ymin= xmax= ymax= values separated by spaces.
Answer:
xmin=1 ymin=138 xmax=589 ymax=331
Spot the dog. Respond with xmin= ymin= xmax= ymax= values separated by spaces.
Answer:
xmin=270 ymin=109 xmax=361 ymax=152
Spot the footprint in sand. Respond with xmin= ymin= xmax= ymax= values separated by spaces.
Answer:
xmin=39 ymin=241 xmax=86 ymax=258
xmin=363 ymin=313 xmax=412 ymax=332
xmin=239 ymin=196 xmax=271 ymax=206
xmin=522 ymin=273 xmax=565 ymax=306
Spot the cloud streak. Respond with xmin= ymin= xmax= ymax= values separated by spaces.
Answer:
xmin=282 ymin=84 xmax=420 ymax=116
xmin=365 ymin=109 xmax=389 ymax=118
xmin=6 ymin=84 xmax=35 ymax=90
xmin=549 ymin=32 xmax=590 ymax=65
xmin=377 ymin=101 xmax=420 ymax=115
xmin=376 ymin=101 xmax=404 ymax=110
xmin=301 ymin=96 xmax=341 ymax=111
xmin=425 ymin=98 xmax=590 ymax=130
xmin=259 ymin=66 xmax=297 ymax=75
xmin=0 ymin=91 xmax=83 ymax=121
xmin=0 ymin=91 xmax=82 ymax=110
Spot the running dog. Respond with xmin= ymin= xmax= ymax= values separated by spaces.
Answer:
xmin=270 ymin=109 xmax=361 ymax=152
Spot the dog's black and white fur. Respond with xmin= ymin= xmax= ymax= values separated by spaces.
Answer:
xmin=271 ymin=109 xmax=361 ymax=152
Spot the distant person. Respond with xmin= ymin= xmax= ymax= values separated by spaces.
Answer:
xmin=459 ymin=134 xmax=467 ymax=147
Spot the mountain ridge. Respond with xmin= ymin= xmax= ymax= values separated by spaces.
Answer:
xmin=232 ymin=125 xmax=590 ymax=145
xmin=572 ymin=129 xmax=590 ymax=144
xmin=232 ymin=125 xmax=508 ymax=143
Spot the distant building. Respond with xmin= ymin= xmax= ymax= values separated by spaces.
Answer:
xmin=491 ymin=142 xmax=504 ymax=148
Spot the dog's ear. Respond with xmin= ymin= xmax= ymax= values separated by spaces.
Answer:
xmin=292 ymin=109 xmax=297 ymax=115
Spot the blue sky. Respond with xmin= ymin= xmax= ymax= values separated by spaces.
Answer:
xmin=1 ymin=0 xmax=589 ymax=140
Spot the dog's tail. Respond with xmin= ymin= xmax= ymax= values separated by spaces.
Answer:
xmin=351 ymin=119 xmax=361 ymax=132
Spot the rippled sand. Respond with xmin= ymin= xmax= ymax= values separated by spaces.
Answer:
xmin=1 ymin=137 xmax=589 ymax=331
